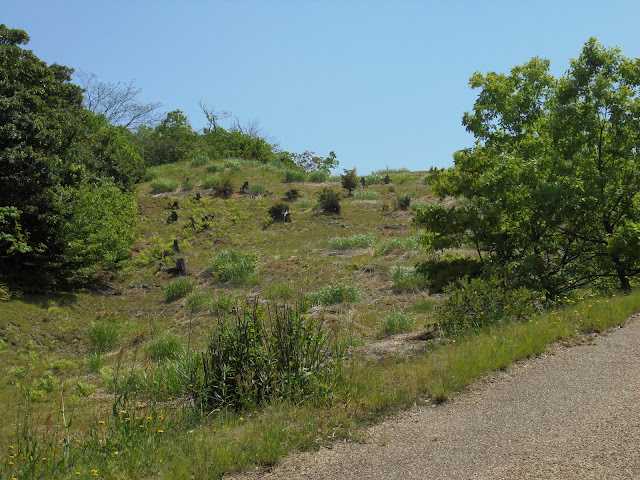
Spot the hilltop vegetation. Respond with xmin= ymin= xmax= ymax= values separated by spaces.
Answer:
xmin=2 ymin=23 xmax=640 ymax=479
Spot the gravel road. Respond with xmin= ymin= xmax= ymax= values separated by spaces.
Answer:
xmin=229 ymin=314 xmax=640 ymax=479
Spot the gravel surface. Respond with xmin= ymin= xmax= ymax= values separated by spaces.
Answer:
xmin=228 ymin=314 xmax=640 ymax=479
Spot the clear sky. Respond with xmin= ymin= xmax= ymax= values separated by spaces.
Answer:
xmin=4 ymin=1 xmax=640 ymax=173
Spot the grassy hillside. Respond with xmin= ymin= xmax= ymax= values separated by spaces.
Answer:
xmin=0 ymin=158 xmax=441 ymax=478
xmin=2 ymin=157 xmax=637 ymax=479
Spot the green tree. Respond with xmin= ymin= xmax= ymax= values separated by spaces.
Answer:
xmin=414 ymin=38 xmax=640 ymax=294
xmin=341 ymin=167 xmax=358 ymax=196
xmin=0 ymin=24 xmax=140 ymax=287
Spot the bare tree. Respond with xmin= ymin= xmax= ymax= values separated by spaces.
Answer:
xmin=231 ymin=115 xmax=262 ymax=137
xmin=76 ymin=70 xmax=162 ymax=129
xmin=198 ymin=101 xmax=231 ymax=133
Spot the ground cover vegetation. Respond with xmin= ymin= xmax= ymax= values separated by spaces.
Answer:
xmin=1 ymin=26 xmax=640 ymax=478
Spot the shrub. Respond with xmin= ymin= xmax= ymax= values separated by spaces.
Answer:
xmin=317 ymin=188 xmax=341 ymax=214
xmin=209 ymin=293 xmax=237 ymax=313
xmin=206 ymin=164 xmax=221 ymax=174
xmin=341 ymin=167 xmax=358 ymax=195
xmin=283 ymin=169 xmax=306 ymax=183
xmin=379 ymin=312 xmax=415 ymax=337
xmin=391 ymin=266 xmax=428 ymax=292
xmin=150 ymin=177 xmax=179 ymax=193
xmin=267 ymin=202 xmax=291 ymax=221
xmin=437 ymin=276 xmax=540 ymax=337
xmin=147 ymin=334 xmax=184 ymax=361
xmin=284 ymin=187 xmax=301 ymax=201
xmin=416 ymin=255 xmax=483 ymax=293
xmin=195 ymin=302 xmax=343 ymax=411
xmin=310 ymin=282 xmax=360 ymax=306
xmin=209 ymin=250 xmax=258 ymax=285
xmin=87 ymin=321 xmax=119 ymax=353
xmin=329 ymin=234 xmax=376 ymax=250
xmin=142 ymin=167 xmax=161 ymax=182
xmin=365 ymin=173 xmax=382 ymax=184
xmin=87 ymin=352 xmax=102 ymax=373
xmin=308 ymin=169 xmax=329 ymax=183
xmin=164 ymin=277 xmax=194 ymax=302
xmin=393 ymin=194 xmax=411 ymax=210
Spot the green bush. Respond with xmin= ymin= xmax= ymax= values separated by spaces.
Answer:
xmin=267 ymin=202 xmax=291 ymax=221
xmin=87 ymin=321 xmax=119 ymax=353
xmin=391 ymin=266 xmax=428 ymax=292
xmin=416 ymin=256 xmax=483 ymax=293
xmin=209 ymin=250 xmax=259 ymax=285
xmin=150 ymin=177 xmax=179 ymax=193
xmin=329 ymin=234 xmax=376 ymax=250
xmin=437 ymin=276 xmax=540 ymax=337
xmin=201 ymin=174 xmax=221 ymax=189
xmin=393 ymin=194 xmax=411 ymax=210
xmin=308 ymin=169 xmax=329 ymax=183
xmin=317 ymin=188 xmax=341 ymax=214
xmin=195 ymin=302 xmax=344 ymax=411
xmin=142 ymin=167 xmax=162 ymax=182
xmin=265 ymin=282 xmax=294 ymax=300
xmin=206 ymin=164 xmax=221 ymax=174
xmin=310 ymin=282 xmax=360 ymax=306
xmin=147 ymin=334 xmax=184 ymax=361
xmin=284 ymin=187 xmax=301 ymax=201
xmin=164 ymin=277 xmax=194 ymax=302
xmin=87 ymin=352 xmax=102 ymax=373
xmin=379 ymin=312 xmax=415 ymax=337
xmin=186 ymin=290 xmax=212 ymax=314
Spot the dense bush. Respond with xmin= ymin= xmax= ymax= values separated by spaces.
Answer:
xmin=379 ymin=312 xmax=415 ymax=337
xmin=267 ymin=202 xmax=291 ymax=221
xmin=150 ymin=177 xmax=179 ymax=193
xmin=147 ymin=334 xmax=184 ymax=361
xmin=391 ymin=266 xmax=429 ymax=292
xmin=317 ymin=188 xmax=341 ymax=214
xmin=283 ymin=169 xmax=306 ymax=183
xmin=284 ymin=187 xmax=301 ymax=201
xmin=341 ymin=167 xmax=358 ymax=195
xmin=437 ymin=276 xmax=540 ymax=337
xmin=164 ymin=278 xmax=194 ymax=302
xmin=87 ymin=320 xmax=119 ymax=353
xmin=308 ymin=169 xmax=329 ymax=183
xmin=195 ymin=302 xmax=343 ymax=411
xmin=416 ymin=255 xmax=483 ymax=292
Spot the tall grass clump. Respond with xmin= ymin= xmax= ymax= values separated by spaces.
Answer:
xmin=87 ymin=320 xmax=119 ymax=353
xmin=283 ymin=169 xmax=306 ymax=183
xmin=391 ymin=266 xmax=428 ymax=292
xmin=310 ymin=282 xmax=360 ymax=306
xmin=329 ymin=234 xmax=376 ymax=250
xmin=150 ymin=177 xmax=179 ymax=193
xmin=376 ymin=236 xmax=421 ymax=255
xmin=164 ymin=277 xmax=194 ymax=302
xmin=195 ymin=301 xmax=344 ymax=411
xmin=308 ymin=169 xmax=329 ymax=183
xmin=379 ymin=312 xmax=415 ymax=337
xmin=353 ymin=189 xmax=381 ymax=200
xmin=209 ymin=250 xmax=259 ymax=285
xmin=190 ymin=154 xmax=211 ymax=167
xmin=147 ymin=334 xmax=184 ymax=361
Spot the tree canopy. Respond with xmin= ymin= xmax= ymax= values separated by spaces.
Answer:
xmin=414 ymin=38 xmax=640 ymax=294
xmin=0 ymin=24 xmax=141 ymax=287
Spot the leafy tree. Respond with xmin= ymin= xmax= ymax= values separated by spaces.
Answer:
xmin=414 ymin=38 xmax=640 ymax=294
xmin=292 ymin=150 xmax=338 ymax=172
xmin=0 ymin=24 xmax=140 ymax=287
xmin=341 ymin=167 xmax=358 ymax=196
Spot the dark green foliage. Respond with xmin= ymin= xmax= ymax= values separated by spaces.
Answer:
xmin=317 ymin=188 xmax=341 ymax=214
xmin=283 ymin=169 xmax=306 ymax=183
xmin=415 ymin=38 xmax=640 ymax=294
xmin=308 ymin=169 xmax=329 ymax=183
xmin=268 ymin=202 xmax=290 ymax=221
xmin=393 ymin=194 xmax=411 ymax=210
xmin=0 ymin=25 xmax=141 ymax=286
xmin=284 ymin=188 xmax=301 ymax=201
xmin=291 ymin=150 xmax=338 ymax=172
xmin=437 ymin=276 xmax=540 ymax=337
xmin=340 ymin=167 xmax=358 ymax=195
xmin=416 ymin=256 xmax=483 ymax=293
xmin=196 ymin=302 xmax=343 ymax=411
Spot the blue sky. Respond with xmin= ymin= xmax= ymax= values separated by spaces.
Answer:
xmin=4 ymin=1 xmax=640 ymax=173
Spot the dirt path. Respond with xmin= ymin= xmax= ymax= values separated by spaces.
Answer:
xmin=229 ymin=314 xmax=640 ymax=479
